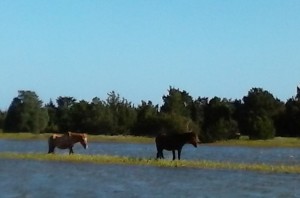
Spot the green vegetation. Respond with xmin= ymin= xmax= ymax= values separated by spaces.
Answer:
xmin=4 ymin=91 xmax=49 ymax=133
xmin=1 ymin=86 xmax=300 ymax=143
xmin=1 ymin=152 xmax=300 ymax=174
xmin=90 ymin=135 xmax=154 ymax=143
xmin=0 ymin=132 xmax=51 ymax=140
xmin=2 ymin=132 xmax=300 ymax=147
xmin=212 ymin=137 xmax=300 ymax=148
xmin=0 ymin=132 xmax=154 ymax=143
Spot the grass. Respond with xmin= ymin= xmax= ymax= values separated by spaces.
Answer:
xmin=89 ymin=134 xmax=154 ymax=144
xmin=0 ymin=132 xmax=51 ymax=140
xmin=212 ymin=136 xmax=300 ymax=148
xmin=0 ymin=132 xmax=154 ymax=144
xmin=1 ymin=152 xmax=300 ymax=174
xmin=1 ymin=132 xmax=300 ymax=148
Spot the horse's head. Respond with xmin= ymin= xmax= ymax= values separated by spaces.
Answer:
xmin=187 ymin=132 xmax=200 ymax=148
xmin=79 ymin=133 xmax=88 ymax=149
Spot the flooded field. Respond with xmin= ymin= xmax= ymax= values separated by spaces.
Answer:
xmin=1 ymin=139 xmax=300 ymax=165
xmin=1 ymin=139 xmax=300 ymax=197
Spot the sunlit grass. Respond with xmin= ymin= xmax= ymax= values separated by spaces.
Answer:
xmin=1 ymin=152 xmax=300 ymax=174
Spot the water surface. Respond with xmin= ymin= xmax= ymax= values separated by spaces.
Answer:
xmin=1 ymin=159 xmax=299 ymax=198
xmin=1 ymin=139 xmax=300 ymax=165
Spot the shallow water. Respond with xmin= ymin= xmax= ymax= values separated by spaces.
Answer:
xmin=1 ymin=140 xmax=300 ymax=197
xmin=0 ymin=159 xmax=299 ymax=198
xmin=1 ymin=139 xmax=300 ymax=165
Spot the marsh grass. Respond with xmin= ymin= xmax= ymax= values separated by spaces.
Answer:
xmin=1 ymin=152 xmax=300 ymax=174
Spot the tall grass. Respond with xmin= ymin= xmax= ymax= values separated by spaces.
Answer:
xmin=1 ymin=152 xmax=300 ymax=174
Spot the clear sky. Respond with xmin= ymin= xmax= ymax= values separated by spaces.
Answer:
xmin=1 ymin=1 xmax=300 ymax=110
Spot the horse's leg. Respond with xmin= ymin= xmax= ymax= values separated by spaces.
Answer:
xmin=157 ymin=149 xmax=163 ymax=159
xmin=178 ymin=149 xmax=182 ymax=160
xmin=172 ymin=150 xmax=176 ymax=160
xmin=48 ymin=146 xmax=55 ymax=154
xmin=69 ymin=147 xmax=74 ymax=154
xmin=48 ymin=138 xmax=55 ymax=154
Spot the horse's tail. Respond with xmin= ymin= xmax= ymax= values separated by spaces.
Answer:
xmin=155 ymin=135 xmax=161 ymax=148
xmin=155 ymin=134 xmax=166 ymax=159
xmin=155 ymin=134 xmax=166 ymax=150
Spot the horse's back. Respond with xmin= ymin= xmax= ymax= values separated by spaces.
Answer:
xmin=48 ymin=133 xmax=71 ymax=149
xmin=156 ymin=133 xmax=181 ymax=150
xmin=49 ymin=134 xmax=62 ymax=140
xmin=48 ymin=133 xmax=64 ymax=143
xmin=155 ymin=133 xmax=167 ymax=145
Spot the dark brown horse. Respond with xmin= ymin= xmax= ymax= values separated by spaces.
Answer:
xmin=48 ymin=132 xmax=88 ymax=154
xmin=156 ymin=132 xmax=199 ymax=160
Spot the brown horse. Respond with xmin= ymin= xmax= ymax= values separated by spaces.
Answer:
xmin=156 ymin=132 xmax=199 ymax=160
xmin=48 ymin=132 xmax=88 ymax=154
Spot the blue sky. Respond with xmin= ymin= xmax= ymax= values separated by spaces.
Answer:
xmin=1 ymin=1 xmax=300 ymax=110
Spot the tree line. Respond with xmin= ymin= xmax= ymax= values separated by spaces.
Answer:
xmin=1 ymin=87 xmax=300 ymax=142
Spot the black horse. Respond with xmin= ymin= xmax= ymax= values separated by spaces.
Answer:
xmin=155 ymin=132 xmax=199 ymax=160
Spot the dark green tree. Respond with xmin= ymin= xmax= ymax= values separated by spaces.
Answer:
xmin=4 ymin=97 xmax=22 ymax=132
xmin=161 ymin=86 xmax=193 ymax=117
xmin=88 ymin=97 xmax=114 ymax=134
xmin=241 ymin=88 xmax=283 ymax=139
xmin=281 ymin=98 xmax=300 ymax=137
xmin=188 ymin=97 xmax=208 ymax=141
xmin=190 ymin=97 xmax=208 ymax=125
xmin=56 ymin=96 xmax=76 ymax=132
xmin=106 ymin=91 xmax=137 ymax=134
xmin=160 ymin=87 xmax=198 ymax=135
xmin=44 ymin=99 xmax=58 ymax=132
xmin=133 ymin=100 xmax=160 ymax=136
xmin=68 ymin=98 xmax=114 ymax=134
xmin=202 ymin=97 xmax=239 ymax=142
xmin=69 ymin=100 xmax=90 ymax=132
xmin=0 ymin=110 xmax=6 ymax=131
xmin=4 ymin=91 xmax=49 ymax=133
xmin=0 ymin=110 xmax=6 ymax=130
xmin=247 ymin=114 xmax=275 ymax=140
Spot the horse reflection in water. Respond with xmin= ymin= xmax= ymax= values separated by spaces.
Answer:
xmin=48 ymin=132 xmax=88 ymax=154
xmin=156 ymin=132 xmax=199 ymax=160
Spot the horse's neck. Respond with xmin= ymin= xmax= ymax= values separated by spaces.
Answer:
xmin=180 ymin=133 xmax=191 ymax=143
